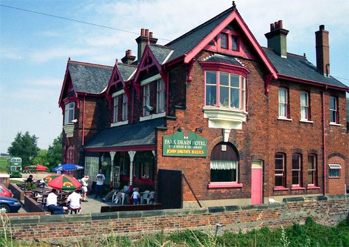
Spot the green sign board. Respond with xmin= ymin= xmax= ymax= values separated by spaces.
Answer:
xmin=163 ymin=130 xmax=207 ymax=157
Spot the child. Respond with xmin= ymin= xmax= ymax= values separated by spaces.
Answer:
xmin=131 ymin=188 xmax=140 ymax=204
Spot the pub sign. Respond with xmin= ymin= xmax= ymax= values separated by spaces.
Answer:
xmin=163 ymin=130 xmax=207 ymax=157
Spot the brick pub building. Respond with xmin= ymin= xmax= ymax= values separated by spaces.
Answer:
xmin=58 ymin=4 xmax=348 ymax=208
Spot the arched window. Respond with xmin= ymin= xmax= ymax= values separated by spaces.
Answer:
xmin=114 ymin=152 xmax=130 ymax=176
xmin=134 ymin=151 xmax=155 ymax=180
xmin=210 ymin=143 xmax=239 ymax=183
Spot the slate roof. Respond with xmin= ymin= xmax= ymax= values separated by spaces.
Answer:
xmin=263 ymin=48 xmax=348 ymax=89
xmin=149 ymin=44 xmax=173 ymax=65
xmin=68 ymin=62 xmax=113 ymax=94
xmin=200 ymin=54 xmax=244 ymax=67
xmin=83 ymin=118 xmax=166 ymax=150
xmin=165 ymin=7 xmax=233 ymax=63
xmin=117 ymin=63 xmax=137 ymax=81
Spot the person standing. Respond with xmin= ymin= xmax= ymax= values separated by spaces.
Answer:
xmin=94 ymin=169 xmax=105 ymax=199
xmin=66 ymin=189 xmax=82 ymax=214
xmin=80 ymin=175 xmax=89 ymax=202
xmin=131 ymin=188 xmax=141 ymax=204
xmin=46 ymin=189 xmax=66 ymax=215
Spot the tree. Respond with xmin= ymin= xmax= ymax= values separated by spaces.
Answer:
xmin=8 ymin=131 xmax=39 ymax=167
xmin=46 ymin=134 xmax=63 ymax=169
xmin=32 ymin=149 xmax=48 ymax=167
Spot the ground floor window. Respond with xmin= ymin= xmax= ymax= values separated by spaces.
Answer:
xmin=275 ymin=153 xmax=286 ymax=187
xmin=292 ymin=154 xmax=302 ymax=186
xmin=328 ymin=164 xmax=341 ymax=178
xmin=115 ymin=152 xmax=130 ymax=176
xmin=307 ymin=154 xmax=317 ymax=186
xmin=134 ymin=152 xmax=155 ymax=180
xmin=210 ymin=143 xmax=239 ymax=183
xmin=85 ymin=156 xmax=99 ymax=186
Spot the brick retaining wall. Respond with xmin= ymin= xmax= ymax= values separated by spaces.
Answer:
xmin=1 ymin=195 xmax=348 ymax=245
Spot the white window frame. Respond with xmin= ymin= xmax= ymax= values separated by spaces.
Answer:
xmin=278 ymin=88 xmax=288 ymax=118
xmin=328 ymin=164 xmax=341 ymax=178
xmin=156 ymin=80 xmax=165 ymax=113
xmin=122 ymin=93 xmax=128 ymax=121
xmin=64 ymin=102 xmax=75 ymax=125
xmin=292 ymin=154 xmax=302 ymax=186
xmin=84 ymin=156 xmax=99 ymax=187
xmin=143 ymin=84 xmax=151 ymax=116
xmin=307 ymin=154 xmax=317 ymax=186
xmin=204 ymin=71 xmax=246 ymax=111
xmin=275 ymin=153 xmax=286 ymax=187
xmin=113 ymin=96 xmax=119 ymax=123
xmin=300 ymin=92 xmax=309 ymax=121
xmin=329 ymin=96 xmax=338 ymax=123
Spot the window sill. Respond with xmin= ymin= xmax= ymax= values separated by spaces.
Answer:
xmin=306 ymin=186 xmax=320 ymax=190
xmin=329 ymin=123 xmax=341 ymax=127
xmin=203 ymin=107 xmax=247 ymax=130
xmin=208 ymin=182 xmax=243 ymax=189
xmin=300 ymin=120 xmax=313 ymax=124
xmin=140 ymin=112 xmax=166 ymax=122
xmin=273 ymin=187 xmax=289 ymax=191
xmin=291 ymin=186 xmax=306 ymax=190
xmin=277 ymin=117 xmax=292 ymax=122
xmin=111 ymin=120 xmax=128 ymax=127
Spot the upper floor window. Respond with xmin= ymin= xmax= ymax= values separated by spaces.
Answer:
xmin=113 ymin=96 xmax=119 ymax=123
xmin=143 ymin=84 xmax=151 ymax=116
xmin=329 ymin=96 xmax=338 ymax=123
xmin=220 ymin=33 xmax=228 ymax=49
xmin=278 ymin=88 xmax=289 ymax=118
xmin=292 ymin=154 xmax=302 ymax=186
xmin=275 ymin=153 xmax=286 ymax=187
xmin=122 ymin=94 xmax=128 ymax=121
xmin=205 ymin=71 xmax=246 ymax=110
xmin=307 ymin=154 xmax=317 ymax=186
xmin=156 ymin=80 xmax=165 ymax=113
xmin=231 ymin=35 xmax=238 ymax=51
xmin=300 ymin=92 xmax=310 ymax=120
xmin=64 ymin=102 xmax=75 ymax=125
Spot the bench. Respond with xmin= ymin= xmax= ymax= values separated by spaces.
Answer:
xmin=100 ymin=203 xmax=162 ymax=213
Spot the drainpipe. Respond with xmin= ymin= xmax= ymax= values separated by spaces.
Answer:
xmin=321 ymin=91 xmax=326 ymax=195
xmin=82 ymin=94 xmax=86 ymax=147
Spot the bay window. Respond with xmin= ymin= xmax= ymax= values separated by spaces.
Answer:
xmin=64 ymin=102 xmax=75 ymax=125
xmin=205 ymin=71 xmax=246 ymax=110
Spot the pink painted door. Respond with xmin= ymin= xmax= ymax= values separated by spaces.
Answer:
xmin=251 ymin=161 xmax=263 ymax=205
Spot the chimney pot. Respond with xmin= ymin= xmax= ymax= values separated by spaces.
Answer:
xmin=319 ymin=25 xmax=325 ymax=31
xmin=141 ymin=28 xmax=145 ymax=36
xmin=145 ymin=29 xmax=149 ymax=37
xmin=149 ymin=32 xmax=153 ymax=38
xmin=278 ymin=20 xmax=283 ymax=29
xmin=270 ymin=23 xmax=275 ymax=31
xmin=274 ymin=21 xmax=278 ymax=29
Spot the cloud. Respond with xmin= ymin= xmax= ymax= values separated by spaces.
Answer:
xmin=0 ymin=47 xmax=23 ymax=60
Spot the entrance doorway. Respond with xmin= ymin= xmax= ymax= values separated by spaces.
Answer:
xmin=251 ymin=160 xmax=263 ymax=205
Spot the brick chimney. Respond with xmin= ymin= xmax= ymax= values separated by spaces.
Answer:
xmin=121 ymin=49 xmax=136 ymax=65
xmin=315 ymin=25 xmax=330 ymax=77
xmin=265 ymin=20 xmax=289 ymax=58
xmin=135 ymin=28 xmax=158 ymax=64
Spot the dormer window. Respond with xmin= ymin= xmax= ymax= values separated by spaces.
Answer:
xmin=218 ymin=31 xmax=240 ymax=52
xmin=156 ymin=80 xmax=165 ymax=113
xmin=143 ymin=84 xmax=151 ymax=117
xmin=111 ymin=90 xmax=128 ymax=126
xmin=231 ymin=35 xmax=238 ymax=51
xmin=64 ymin=102 xmax=75 ymax=125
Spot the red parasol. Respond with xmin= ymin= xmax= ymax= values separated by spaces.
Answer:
xmin=47 ymin=174 xmax=82 ymax=191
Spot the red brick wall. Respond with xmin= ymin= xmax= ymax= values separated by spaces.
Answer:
xmin=5 ymin=196 xmax=348 ymax=243
xmin=156 ymin=50 xmax=348 ymax=203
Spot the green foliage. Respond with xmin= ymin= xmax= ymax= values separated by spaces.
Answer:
xmin=8 ymin=131 xmax=39 ymax=167
xmin=46 ymin=134 xmax=62 ymax=169
xmin=0 ymin=156 xmax=9 ymax=172
xmin=32 ymin=149 xmax=48 ymax=168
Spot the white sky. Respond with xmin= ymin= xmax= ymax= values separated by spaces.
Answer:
xmin=0 ymin=0 xmax=348 ymax=152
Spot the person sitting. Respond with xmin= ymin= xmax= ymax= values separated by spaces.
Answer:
xmin=65 ymin=189 xmax=82 ymax=214
xmin=26 ymin=175 xmax=34 ymax=190
xmin=46 ymin=189 xmax=66 ymax=215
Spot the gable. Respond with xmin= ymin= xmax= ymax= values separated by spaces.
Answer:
xmin=165 ymin=6 xmax=277 ymax=79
